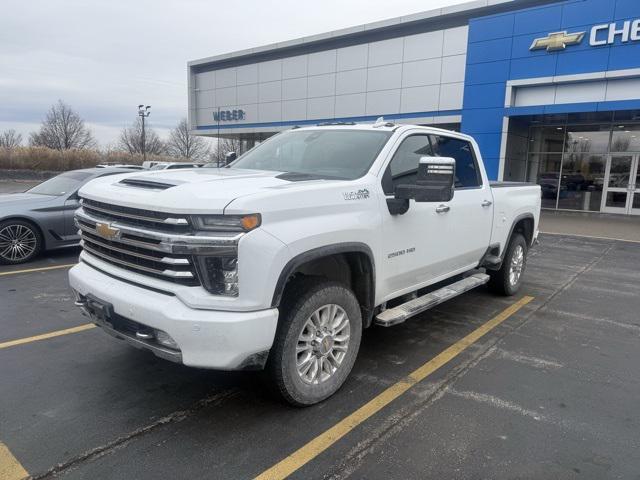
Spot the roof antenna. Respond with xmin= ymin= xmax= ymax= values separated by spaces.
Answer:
xmin=373 ymin=116 xmax=385 ymax=128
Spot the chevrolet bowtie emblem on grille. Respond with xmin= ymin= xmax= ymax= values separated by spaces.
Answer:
xmin=95 ymin=222 xmax=120 ymax=240
xmin=530 ymin=30 xmax=585 ymax=52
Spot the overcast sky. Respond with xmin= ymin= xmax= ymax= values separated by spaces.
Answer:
xmin=1 ymin=0 xmax=467 ymax=147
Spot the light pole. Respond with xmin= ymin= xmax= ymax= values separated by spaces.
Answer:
xmin=138 ymin=105 xmax=151 ymax=162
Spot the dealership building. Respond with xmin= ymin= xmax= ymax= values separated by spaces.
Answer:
xmin=188 ymin=0 xmax=640 ymax=215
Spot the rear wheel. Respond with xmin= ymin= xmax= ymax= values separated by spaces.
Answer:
xmin=488 ymin=233 xmax=527 ymax=296
xmin=0 ymin=220 xmax=42 ymax=265
xmin=268 ymin=279 xmax=362 ymax=406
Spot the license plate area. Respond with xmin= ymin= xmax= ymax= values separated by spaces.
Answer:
xmin=85 ymin=294 xmax=115 ymax=327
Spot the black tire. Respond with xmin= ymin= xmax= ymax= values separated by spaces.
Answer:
xmin=0 ymin=219 xmax=43 ymax=265
xmin=267 ymin=278 xmax=362 ymax=407
xmin=488 ymin=233 xmax=527 ymax=296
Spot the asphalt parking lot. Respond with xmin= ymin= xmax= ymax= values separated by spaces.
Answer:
xmin=1 ymin=233 xmax=640 ymax=479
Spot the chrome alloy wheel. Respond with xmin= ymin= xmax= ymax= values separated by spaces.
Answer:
xmin=509 ymin=244 xmax=525 ymax=287
xmin=0 ymin=224 xmax=37 ymax=262
xmin=296 ymin=304 xmax=351 ymax=385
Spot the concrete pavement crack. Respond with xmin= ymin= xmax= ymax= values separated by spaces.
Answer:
xmin=33 ymin=389 xmax=238 ymax=479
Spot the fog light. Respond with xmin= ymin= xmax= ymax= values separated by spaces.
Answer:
xmin=155 ymin=329 xmax=179 ymax=350
xmin=195 ymin=256 xmax=239 ymax=296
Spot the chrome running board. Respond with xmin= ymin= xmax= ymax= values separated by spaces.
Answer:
xmin=375 ymin=272 xmax=490 ymax=327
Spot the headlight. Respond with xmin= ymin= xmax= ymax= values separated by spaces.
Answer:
xmin=192 ymin=214 xmax=261 ymax=232
xmin=195 ymin=256 xmax=239 ymax=296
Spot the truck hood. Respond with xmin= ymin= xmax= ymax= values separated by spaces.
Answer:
xmin=78 ymin=168 xmax=341 ymax=214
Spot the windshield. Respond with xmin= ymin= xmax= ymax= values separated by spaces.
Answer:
xmin=230 ymin=129 xmax=392 ymax=180
xmin=28 ymin=171 xmax=93 ymax=196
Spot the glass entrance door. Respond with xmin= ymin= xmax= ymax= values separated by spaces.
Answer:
xmin=630 ymin=157 xmax=640 ymax=215
xmin=601 ymin=155 xmax=640 ymax=215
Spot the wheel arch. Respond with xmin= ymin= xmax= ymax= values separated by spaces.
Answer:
xmin=271 ymin=242 xmax=376 ymax=327
xmin=502 ymin=213 xmax=535 ymax=259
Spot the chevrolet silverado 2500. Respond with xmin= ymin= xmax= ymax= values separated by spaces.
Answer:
xmin=69 ymin=122 xmax=541 ymax=406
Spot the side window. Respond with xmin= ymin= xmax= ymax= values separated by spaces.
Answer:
xmin=382 ymin=135 xmax=433 ymax=194
xmin=429 ymin=135 xmax=481 ymax=188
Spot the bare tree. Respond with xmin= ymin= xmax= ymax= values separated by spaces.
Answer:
xmin=118 ymin=118 xmax=165 ymax=155
xmin=210 ymin=137 xmax=244 ymax=166
xmin=166 ymin=118 xmax=210 ymax=161
xmin=29 ymin=100 xmax=96 ymax=150
xmin=0 ymin=129 xmax=23 ymax=149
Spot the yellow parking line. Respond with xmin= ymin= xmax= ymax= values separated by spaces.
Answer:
xmin=0 ymin=442 xmax=28 ymax=480
xmin=0 ymin=263 xmax=76 ymax=277
xmin=0 ymin=324 xmax=95 ymax=350
xmin=255 ymin=296 xmax=535 ymax=480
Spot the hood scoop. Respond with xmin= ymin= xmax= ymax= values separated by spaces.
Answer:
xmin=118 ymin=178 xmax=177 ymax=190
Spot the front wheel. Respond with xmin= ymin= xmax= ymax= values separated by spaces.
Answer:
xmin=268 ymin=279 xmax=362 ymax=406
xmin=0 ymin=220 xmax=42 ymax=265
xmin=488 ymin=233 xmax=528 ymax=296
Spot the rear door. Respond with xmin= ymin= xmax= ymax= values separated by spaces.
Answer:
xmin=429 ymin=134 xmax=493 ymax=270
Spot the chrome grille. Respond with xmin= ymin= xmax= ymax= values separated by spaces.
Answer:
xmin=81 ymin=198 xmax=190 ymax=233
xmin=77 ymin=202 xmax=197 ymax=286
xmin=76 ymin=200 xmax=243 ymax=288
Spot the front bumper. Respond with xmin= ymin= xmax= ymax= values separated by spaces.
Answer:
xmin=69 ymin=261 xmax=279 ymax=370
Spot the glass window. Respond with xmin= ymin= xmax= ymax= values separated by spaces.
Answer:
xmin=382 ymin=135 xmax=432 ymax=194
xmin=556 ymin=154 xmax=605 ymax=211
xmin=528 ymin=153 xmax=562 ymax=209
xmin=611 ymin=124 xmax=640 ymax=152
xmin=565 ymin=125 xmax=611 ymax=154
xmin=529 ymin=126 xmax=565 ymax=153
xmin=430 ymin=135 xmax=481 ymax=188
xmin=231 ymin=129 xmax=392 ymax=180
xmin=28 ymin=171 xmax=93 ymax=196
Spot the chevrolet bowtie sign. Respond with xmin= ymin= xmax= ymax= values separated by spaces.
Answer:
xmin=530 ymin=31 xmax=585 ymax=51
xmin=530 ymin=19 xmax=640 ymax=52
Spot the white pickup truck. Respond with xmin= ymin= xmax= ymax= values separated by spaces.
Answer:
xmin=69 ymin=122 xmax=541 ymax=405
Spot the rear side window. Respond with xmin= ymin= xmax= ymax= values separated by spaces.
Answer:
xmin=430 ymin=135 xmax=481 ymax=188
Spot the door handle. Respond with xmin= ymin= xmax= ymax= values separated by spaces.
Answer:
xmin=436 ymin=204 xmax=450 ymax=214
xmin=481 ymin=200 xmax=493 ymax=207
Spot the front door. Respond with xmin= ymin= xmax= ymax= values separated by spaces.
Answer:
xmin=601 ymin=154 xmax=640 ymax=215
xmin=378 ymin=132 xmax=492 ymax=300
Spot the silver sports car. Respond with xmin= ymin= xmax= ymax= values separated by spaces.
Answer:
xmin=0 ymin=167 xmax=134 ymax=265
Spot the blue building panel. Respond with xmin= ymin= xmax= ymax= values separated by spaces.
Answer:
xmin=462 ymin=83 xmax=507 ymax=110
xmin=470 ymin=133 xmax=503 ymax=158
xmin=465 ymin=60 xmax=511 ymax=86
xmin=554 ymin=48 xmax=610 ymax=75
xmin=513 ymin=5 xmax=564 ymax=35
xmin=460 ymin=108 xmax=506 ymax=135
xmin=468 ymin=14 xmax=514 ymax=43
xmin=466 ymin=38 xmax=513 ymax=63
xmin=607 ymin=42 xmax=640 ymax=71
xmin=560 ymin=0 xmax=615 ymax=28
xmin=614 ymin=0 xmax=640 ymax=20
xmin=509 ymin=55 xmax=557 ymax=80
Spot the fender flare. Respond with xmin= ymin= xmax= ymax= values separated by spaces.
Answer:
xmin=271 ymin=242 xmax=376 ymax=317
xmin=502 ymin=213 xmax=535 ymax=260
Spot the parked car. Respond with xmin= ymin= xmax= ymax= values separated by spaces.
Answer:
xmin=70 ymin=123 xmax=541 ymax=405
xmin=0 ymin=167 xmax=134 ymax=264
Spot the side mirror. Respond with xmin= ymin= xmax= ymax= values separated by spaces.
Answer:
xmin=224 ymin=151 xmax=237 ymax=166
xmin=395 ymin=156 xmax=455 ymax=203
